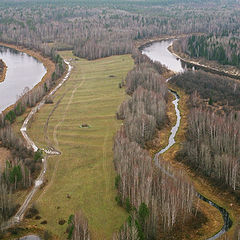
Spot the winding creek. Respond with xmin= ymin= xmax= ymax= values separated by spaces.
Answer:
xmin=143 ymin=40 xmax=232 ymax=239
xmin=0 ymin=45 xmax=46 ymax=113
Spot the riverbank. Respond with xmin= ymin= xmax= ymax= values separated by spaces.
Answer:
xmin=150 ymin=83 xmax=224 ymax=239
xmin=163 ymin=84 xmax=240 ymax=239
xmin=135 ymin=33 xmax=203 ymax=51
xmin=0 ymin=42 xmax=55 ymax=115
xmin=0 ymin=59 xmax=7 ymax=83
xmin=141 ymin=36 xmax=240 ymax=238
xmin=169 ymin=43 xmax=240 ymax=80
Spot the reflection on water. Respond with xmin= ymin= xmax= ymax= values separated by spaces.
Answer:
xmin=142 ymin=40 xmax=185 ymax=73
xmin=0 ymin=46 xmax=46 ymax=113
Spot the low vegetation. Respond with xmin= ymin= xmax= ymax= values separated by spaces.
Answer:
xmin=1 ymin=0 xmax=240 ymax=238
xmin=26 ymin=52 xmax=134 ymax=239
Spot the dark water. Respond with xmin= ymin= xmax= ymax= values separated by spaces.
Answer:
xmin=142 ymin=40 xmax=232 ymax=239
xmin=0 ymin=46 xmax=46 ymax=113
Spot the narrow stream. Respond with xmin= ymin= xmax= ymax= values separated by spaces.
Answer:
xmin=142 ymin=40 xmax=232 ymax=239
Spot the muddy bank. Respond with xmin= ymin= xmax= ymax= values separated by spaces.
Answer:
xmin=0 ymin=59 xmax=7 ymax=83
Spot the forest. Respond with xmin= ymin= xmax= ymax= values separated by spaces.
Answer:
xmin=113 ymin=52 xmax=197 ymax=239
xmin=171 ymin=71 xmax=240 ymax=197
xmin=170 ymin=70 xmax=240 ymax=111
xmin=0 ymin=0 xmax=240 ymax=239
xmin=0 ymin=52 xmax=65 ymax=225
xmin=0 ymin=0 xmax=240 ymax=59
xmin=0 ymin=59 xmax=5 ymax=81
xmin=174 ymin=34 xmax=240 ymax=68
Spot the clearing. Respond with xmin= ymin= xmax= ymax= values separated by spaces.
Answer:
xmin=26 ymin=52 xmax=134 ymax=239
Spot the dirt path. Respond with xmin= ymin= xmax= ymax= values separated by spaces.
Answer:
xmin=0 ymin=61 xmax=72 ymax=231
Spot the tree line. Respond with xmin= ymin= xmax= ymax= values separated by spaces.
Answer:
xmin=0 ymin=124 xmax=44 ymax=224
xmin=174 ymin=34 xmax=240 ymax=67
xmin=113 ymin=51 xmax=197 ymax=239
xmin=172 ymin=70 xmax=240 ymax=199
xmin=0 ymin=59 xmax=6 ymax=81
xmin=0 ymin=1 xmax=240 ymax=60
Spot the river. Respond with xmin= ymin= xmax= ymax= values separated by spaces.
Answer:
xmin=142 ymin=39 xmax=232 ymax=239
xmin=0 ymin=46 xmax=46 ymax=113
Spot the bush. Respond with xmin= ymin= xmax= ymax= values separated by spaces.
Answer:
xmin=5 ymin=110 xmax=16 ymax=124
xmin=115 ymin=195 xmax=123 ymax=206
xmin=34 ymin=149 xmax=43 ymax=162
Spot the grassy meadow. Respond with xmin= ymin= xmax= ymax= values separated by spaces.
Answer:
xmin=26 ymin=52 xmax=134 ymax=239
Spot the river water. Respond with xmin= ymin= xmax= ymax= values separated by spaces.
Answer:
xmin=142 ymin=40 xmax=232 ymax=239
xmin=0 ymin=46 xmax=46 ymax=113
xmin=142 ymin=40 xmax=185 ymax=73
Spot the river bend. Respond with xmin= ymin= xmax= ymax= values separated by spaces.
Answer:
xmin=142 ymin=39 xmax=232 ymax=240
xmin=0 ymin=46 xmax=46 ymax=113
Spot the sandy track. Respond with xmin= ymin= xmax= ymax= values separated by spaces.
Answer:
xmin=0 ymin=61 xmax=72 ymax=231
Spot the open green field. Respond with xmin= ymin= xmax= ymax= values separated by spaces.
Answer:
xmin=27 ymin=52 xmax=134 ymax=239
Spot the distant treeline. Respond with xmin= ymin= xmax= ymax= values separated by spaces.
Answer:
xmin=1 ymin=1 xmax=240 ymax=60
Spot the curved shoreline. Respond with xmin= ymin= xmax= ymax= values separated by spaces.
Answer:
xmin=138 ymin=36 xmax=240 ymax=80
xmin=0 ymin=60 xmax=72 ymax=231
xmin=141 ymin=39 xmax=234 ymax=239
xmin=0 ymin=59 xmax=7 ymax=83
xmin=0 ymin=42 xmax=56 ymax=115
xmin=155 ymin=89 xmax=232 ymax=240
xmin=168 ymin=44 xmax=240 ymax=80
xmin=136 ymin=33 xmax=203 ymax=50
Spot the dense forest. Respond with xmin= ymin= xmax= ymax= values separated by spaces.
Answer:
xmin=171 ymin=71 xmax=240 ymax=196
xmin=174 ymin=34 xmax=240 ymax=68
xmin=113 ymin=52 xmax=197 ymax=239
xmin=0 ymin=1 xmax=240 ymax=59
xmin=170 ymin=70 xmax=240 ymax=111
xmin=0 ymin=124 xmax=43 ymax=223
